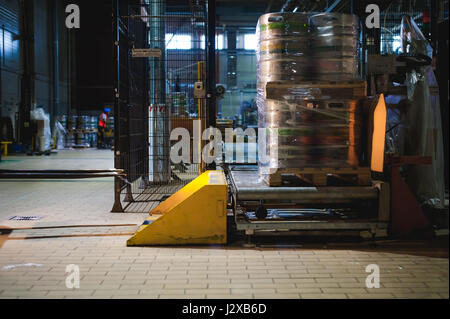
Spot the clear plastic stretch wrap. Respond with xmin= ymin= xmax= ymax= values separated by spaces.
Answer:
xmin=256 ymin=13 xmax=362 ymax=174
xmin=257 ymin=97 xmax=362 ymax=171
xmin=53 ymin=121 xmax=67 ymax=150
xmin=385 ymin=95 xmax=407 ymax=155
xmin=399 ymin=16 xmax=445 ymax=208
xmin=30 ymin=108 xmax=52 ymax=152
xmin=310 ymin=13 xmax=360 ymax=81
xmin=258 ymin=13 xmax=310 ymax=83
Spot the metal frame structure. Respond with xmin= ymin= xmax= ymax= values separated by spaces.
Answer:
xmin=0 ymin=169 xmax=125 ymax=179
xmin=226 ymin=166 xmax=390 ymax=240
xmin=112 ymin=0 xmax=215 ymax=213
xmin=112 ymin=0 xmax=149 ymax=212
xmin=18 ymin=0 xmax=35 ymax=150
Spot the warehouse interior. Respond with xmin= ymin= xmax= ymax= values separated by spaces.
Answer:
xmin=0 ymin=0 xmax=449 ymax=300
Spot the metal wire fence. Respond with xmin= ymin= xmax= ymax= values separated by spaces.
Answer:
xmin=379 ymin=0 xmax=429 ymax=54
xmin=362 ymin=0 xmax=429 ymax=56
xmin=113 ymin=1 xmax=208 ymax=213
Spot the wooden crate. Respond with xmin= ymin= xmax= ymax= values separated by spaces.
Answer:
xmin=264 ymin=167 xmax=371 ymax=187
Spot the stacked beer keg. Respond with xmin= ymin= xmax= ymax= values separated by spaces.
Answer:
xmin=310 ymin=13 xmax=360 ymax=81
xmin=65 ymin=115 xmax=77 ymax=148
xmin=256 ymin=12 xmax=362 ymax=173
xmin=89 ymin=116 xmax=97 ymax=147
xmin=76 ymin=115 xmax=90 ymax=147
xmin=257 ymin=13 xmax=310 ymax=83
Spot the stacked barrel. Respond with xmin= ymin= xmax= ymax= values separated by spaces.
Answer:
xmin=66 ymin=115 xmax=77 ymax=148
xmin=89 ymin=116 xmax=97 ymax=147
xmin=76 ymin=116 xmax=90 ymax=147
xmin=310 ymin=13 xmax=360 ymax=81
xmin=258 ymin=13 xmax=310 ymax=83
xmin=58 ymin=114 xmax=99 ymax=148
xmin=257 ymin=12 xmax=362 ymax=175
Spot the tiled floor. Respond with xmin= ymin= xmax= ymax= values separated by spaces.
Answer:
xmin=0 ymin=149 xmax=448 ymax=299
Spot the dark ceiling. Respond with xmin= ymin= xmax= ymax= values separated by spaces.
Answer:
xmin=166 ymin=0 xmax=435 ymax=29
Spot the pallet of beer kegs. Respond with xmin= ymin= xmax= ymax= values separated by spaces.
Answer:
xmin=260 ymin=80 xmax=369 ymax=188
xmin=257 ymin=13 xmax=373 ymax=189
xmin=58 ymin=115 xmax=98 ymax=148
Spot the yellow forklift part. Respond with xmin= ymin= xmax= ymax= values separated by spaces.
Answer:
xmin=127 ymin=171 xmax=227 ymax=246
xmin=370 ymin=94 xmax=387 ymax=173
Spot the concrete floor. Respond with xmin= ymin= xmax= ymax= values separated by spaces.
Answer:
xmin=0 ymin=149 xmax=448 ymax=299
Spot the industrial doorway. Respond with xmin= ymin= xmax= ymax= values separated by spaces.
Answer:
xmin=111 ymin=1 xmax=210 ymax=213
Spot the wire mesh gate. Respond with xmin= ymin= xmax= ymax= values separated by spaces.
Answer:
xmin=112 ymin=1 xmax=209 ymax=213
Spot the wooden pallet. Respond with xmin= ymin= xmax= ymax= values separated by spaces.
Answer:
xmin=264 ymin=167 xmax=371 ymax=187
xmin=67 ymin=129 xmax=97 ymax=134
xmin=265 ymin=81 xmax=367 ymax=101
